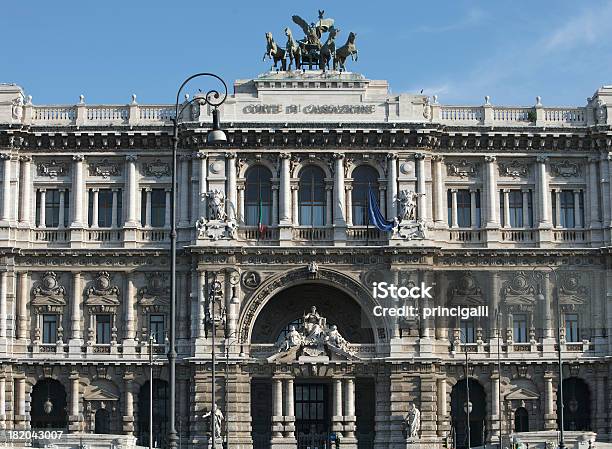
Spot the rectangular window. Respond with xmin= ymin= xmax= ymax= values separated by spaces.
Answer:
xmin=508 ymin=191 xmax=523 ymax=227
xmin=553 ymin=190 xmax=584 ymax=228
xmin=460 ymin=319 xmax=476 ymax=344
xmin=513 ymin=314 xmax=528 ymax=343
xmin=456 ymin=190 xmax=471 ymax=227
xmin=98 ymin=190 xmax=113 ymax=227
xmin=560 ymin=190 xmax=575 ymax=228
xmin=151 ymin=189 xmax=166 ymax=227
xmin=150 ymin=314 xmax=165 ymax=344
xmin=96 ymin=314 xmax=112 ymax=344
xmin=501 ymin=190 xmax=533 ymax=227
xmin=36 ymin=189 xmax=63 ymax=227
xmin=42 ymin=314 xmax=58 ymax=344
xmin=565 ymin=313 xmax=579 ymax=342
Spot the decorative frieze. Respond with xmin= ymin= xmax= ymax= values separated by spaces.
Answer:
xmin=550 ymin=160 xmax=581 ymax=177
xmin=498 ymin=160 xmax=529 ymax=178
xmin=142 ymin=159 xmax=170 ymax=178
xmin=88 ymin=158 xmax=121 ymax=178
xmin=37 ymin=160 xmax=69 ymax=178
xmin=445 ymin=159 xmax=479 ymax=178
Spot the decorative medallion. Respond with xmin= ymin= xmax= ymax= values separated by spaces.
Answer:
xmin=241 ymin=271 xmax=261 ymax=289
xmin=31 ymin=272 xmax=67 ymax=312
xmin=143 ymin=159 xmax=170 ymax=178
xmin=445 ymin=159 xmax=478 ymax=178
xmin=550 ymin=160 xmax=581 ymax=178
xmin=138 ymin=272 xmax=170 ymax=312
xmin=498 ymin=160 xmax=529 ymax=178
xmin=85 ymin=272 xmax=120 ymax=309
xmin=88 ymin=159 xmax=121 ymax=178
xmin=37 ymin=161 xmax=69 ymax=178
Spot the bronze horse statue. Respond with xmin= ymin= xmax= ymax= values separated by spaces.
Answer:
xmin=284 ymin=27 xmax=301 ymax=70
xmin=263 ymin=32 xmax=286 ymax=71
xmin=334 ymin=32 xmax=358 ymax=71
xmin=319 ymin=27 xmax=339 ymax=71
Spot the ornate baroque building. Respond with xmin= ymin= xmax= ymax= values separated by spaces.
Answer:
xmin=0 ymin=71 xmax=611 ymax=449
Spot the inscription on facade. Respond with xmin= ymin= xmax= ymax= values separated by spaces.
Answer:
xmin=243 ymin=104 xmax=376 ymax=114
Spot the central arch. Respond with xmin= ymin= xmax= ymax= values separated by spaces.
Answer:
xmin=238 ymin=267 xmax=390 ymax=345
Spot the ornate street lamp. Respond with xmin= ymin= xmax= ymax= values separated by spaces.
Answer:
xmin=43 ymin=398 xmax=53 ymax=415
xmin=169 ymin=73 xmax=228 ymax=449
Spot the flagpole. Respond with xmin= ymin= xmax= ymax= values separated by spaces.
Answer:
xmin=366 ymin=183 xmax=370 ymax=246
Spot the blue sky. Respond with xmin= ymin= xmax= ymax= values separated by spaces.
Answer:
xmin=2 ymin=0 xmax=611 ymax=106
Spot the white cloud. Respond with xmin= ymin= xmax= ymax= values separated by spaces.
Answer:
xmin=543 ymin=2 xmax=612 ymax=50
xmin=409 ymin=8 xmax=486 ymax=34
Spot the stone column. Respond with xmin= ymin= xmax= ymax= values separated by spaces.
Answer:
xmin=543 ymin=372 xmax=556 ymax=430
xmin=491 ymin=373 xmax=500 ymax=440
xmin=144 ymin=188 xmax=152 ymax=227
xmin=521 ymin=189 xmax=530 ymax=228
xmin=489 ymin=272 xmax=500 ymax=338
xmin=123 ymin=374 xmax=135 ymax=434
xmin=283 ymin=378 xmax=295 ymax=439
xmin=91 ymin=188 xmax=99 ymax=228
xmin=484 ymin=155 xmax=499 ymax=227
xmin=333 ymin=153 xmax=346 ymax=226
xmin=0 ymin=376 xmax=5 ymax=429
xmin=237 ymin=186 xmax=245 ymax=223
xmin=386 ymin=154 xmax=398 ymax=219
xmin=271 ymin=185 xmax=279 ymax=225
xmin=125 ymin=273 xmax=136 ymax=340
xmin=125 ymin=155 xmax=138 ymax=227
xmin=110 ymin=189 xmax=118 ymax=228
xmin=379 ymin=186 xmax=386 ymax=217
xmin=325 ymin=185 xmax=333 ymax=225
xmin=164 ymin=189 xmax=171 ymax=227
xmin=332 ymin=378 xmax=344 ymax=437
xmin=470 ymin=189 xmax=478 ymax=228
xmin=14 ymin=377 xmax=26 ymax=429
xmin=541 ymin=275 xmax=553 ymax=339
xmin=573 ymin=190 xmax=581 ymax=228
xmin=197 ymin=271 xmax=205 ymax=338
xmin=196 ymin=152 xmax=207 ymax=219
xmin=0 ymin=271 xmax=7 ymax=337
xmin=1 ymin=154 xmax=11 ymax=222
xmin=71 ymin=272 xmax=82 ymax=340
xmin=554 ymin=189 xmax=561 ymax=227
xmin=16 ymin=272 xmax=28 ymax=340
xmin=271 ymin=377 xmax=284 ymax=439
xmin=343 ymin=378 xmax=356 ymax=441
xmin=502 ymin=189 xmax=510 ymax=228
xmin=71 ymin=155 xmax=85 ymax=227
xmin=38 ymin=189 xmax=46 ymax=228
xmin=415 ymin=153 xmax=427 ymax=221
xmin=69 ymin=372 xmax=80 ymax=431
xmin=226 ymin=153 xmax=237 ymax=221
xmin=536 ymin=156 xmax=552 ymax=228
xmin=179 ymin=155 xmax=190 ymax=226
xmin=436 ymin=377 xmax=449 ymax=436
xmin=432 ymin=155 xmax=445 ymax=226
xmin=588 ymin=157 xmax=600 ymax=228
xmin=18 ymin=156 xmax=32 ymax=225
xmin=420 ymin=375 xmax=438 ymax=437
xmin=345 ymin=186 xmax=353 ymax=226
xmin=450 ymin=189 xmax=458 ymax=228
xmin=292 ymin=186 xmax=299 ymax=225
xmin=279 ymin=154 xmax=291 ymax=225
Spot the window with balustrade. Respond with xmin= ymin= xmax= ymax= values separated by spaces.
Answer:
xmin=245 ymin=166 xmax=273 ymax=226
xmin=141 ymin=188 xmax=167 ymax=227
xmin=500 ymin=189 xmax=533 ymax=228
xmin=551 ymin=190 xmax=584 ymax=228
xmin=87 ymin=188 xmax=123 ymax=228
xmin=42 ymin=314 xmax=58 ymax=344
xmin=35 ymin=189 xmax=70 ymax=227
xmin=299 ymin=166 xmax=326 ymax=226
xmin=565 ymin=313 xmax=580 ymax=342
xmin=351 ymin=165 xmax=379 ymax=226
xmin=149 ymin=314 xmax=166 ymax=345
xmin=512 ymin=313 xmax=528 ymax=343
xmin=447 ymin=189 xmax=480 ymax=227
xmin=460 ymin=318 xmax=476 ymax=343
xmin=96 ymin=314 xmax=112 ymax=344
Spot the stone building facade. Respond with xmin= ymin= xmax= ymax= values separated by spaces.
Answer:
xmin=0 ymin=71 xmax=611 ymax=449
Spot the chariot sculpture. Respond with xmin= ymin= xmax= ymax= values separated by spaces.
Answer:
xmin=264 ymin=10 xmax=359 ymax=71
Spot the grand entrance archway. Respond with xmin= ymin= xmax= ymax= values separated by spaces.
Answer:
xmin=249 ymin=281 xmax=376 ymax=449
xmin=31 ymin=378 xmax=68 ymax=429
xmin=450 ymin=379 xmax=487 ymax=449
xmin=559 ymin=377 xmax=591 ymax=431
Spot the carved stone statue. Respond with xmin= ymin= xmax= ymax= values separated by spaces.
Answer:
xmin=596 ymin=98 xmax=607 ymax=124
xmin=397 ymin=190 xmax=420 ymax=222
xmin=278 ymin=325 xmax=303 ymax=352
xmin=206 ymin=189 xmax=226 ymax=221
xmin=284 ymin=27 xmax=302 ymax=70
xmin=405 ymin=403 xmax=421 ymax=439
xmin=203 ymin=403 xmax=224 ymax=440
xmin=263 ymin=32 xmax=287 ymax=71
xmin=334 ymin=32 xmax=358 ymax=71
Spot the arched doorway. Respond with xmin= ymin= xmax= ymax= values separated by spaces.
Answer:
xmin=95 ymin=408 xmax=111 ymax=434
xmin=31 ymin=378 xmax=68 ymax=429
xmin=559 ymin=377 xmax=591 ymax=431
xmin=514 ymin=407 xmax=529 ymax=432
xmin=138 ymin=379 xmax=169 ymax=448
xmin=249 ymin=282 xmax=376 ymax=449
xmin=451 ymin=379 xmax=486 ymax=449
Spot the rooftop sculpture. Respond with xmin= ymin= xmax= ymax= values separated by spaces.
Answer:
xmin=264 ymin=10 xmax=359 ymax=72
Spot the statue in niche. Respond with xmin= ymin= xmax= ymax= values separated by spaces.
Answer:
xmin=203 ymin=403 xmax=224 ymax=440
xmin=206 ymin=189 xmax=226 ymax=221
xmin=404 ymin=403 xmax=421 ymax=439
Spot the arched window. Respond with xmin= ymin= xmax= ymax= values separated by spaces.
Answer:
xmin=351 ymin=165 xmax=379 ymax=225
xmin=299 ymin=166 xmax=326 ymax=226
xmin=245 ymin=166 xmax=273 ymax=226
xmin=514 ymin=407 xmax=529 ymax=432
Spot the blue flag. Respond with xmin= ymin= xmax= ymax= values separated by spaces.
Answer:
xmin=368 ymin=186 xmax=395 ymax=232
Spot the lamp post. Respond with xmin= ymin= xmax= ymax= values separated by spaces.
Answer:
xmin=224 ymin=331 xmax=239 ymax=449
xmin=149 ymin=333 xmax=155 ymax=449
xmin=452 ymin=329 xmax=471 ymax=448
xmin=534 ymin=266 xmax=564 ymax=449
xmin=205 ymin=272 xmax=223 ymax=449
xmin=169 ymin=73 xmax=227 ymax=449
xmin=496 ymin=309 xmax=503 ymax=449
